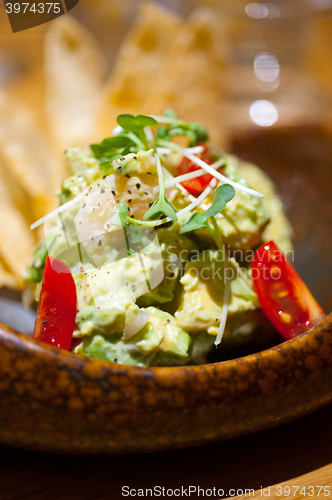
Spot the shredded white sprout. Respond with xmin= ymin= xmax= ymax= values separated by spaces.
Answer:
xmin=145 ymin=126 xmax=156 ymax=149
xmin=162 ymin=165 xmax=194 ymax=198
xmin=215 ymin=246 xmax=230 ymax=345
xmin=162 ymin=167 xmax=210 ymax=211
xmin=150 ymin=115 xmax=180 ymax=124
xmin=162 ymin=143 xmax=265 ymax=199
xmin=183 ymin=150 xmax=264 ymax=198
xmin=175 ymin=180 xmax=196 ymax=202
xmin=157 ymin=145 xmax=204 ymax=156
xmin=177 ymin=178 xmax=217 ymax=216
xmin=30 ymin=190 xmax=87 ymax=230
xmin=164 ymin=157 xmax=225 ymax=189
xmin=155 ymin=150 xmax=164 ymax=186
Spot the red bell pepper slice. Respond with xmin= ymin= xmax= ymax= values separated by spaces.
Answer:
xmin=33 ymin=256 xmax=77 ymax=350
xmin=178 ymin=146 xmax=218 ymax=195
xmin=252 ymin=241 xmax=325 ymax=340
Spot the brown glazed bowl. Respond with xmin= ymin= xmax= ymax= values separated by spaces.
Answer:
xmin=0 ymin=314 xmax=332 ymax=455
xmin=0 ymin=125 xmax=331 ymax=454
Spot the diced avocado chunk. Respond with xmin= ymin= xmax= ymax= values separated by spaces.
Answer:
xmin=24 ymin=217 xmax=73 ymax=285
xmin=23 ymin=237 xmax=49 ymax=283
xmin=216 ymin=156 xmax=270 ymax=250
xmin=74 ymin=306 xmax=191 ymax=367
xmin=75 ymin=307 xmax=165 ymax=367
xmin=75 ymin=304 xmax=128 ymax=337
xmin=66 ymin=147 xmax=101 ymax=182
xmin=137 ymin=220 xmax=196 ymax=307
xmin=175 ymin=253 xmax=224 ymax=335
xmin=175 ymin=251 xmax=258 ymax=338
xmin=236 ymin=159 xmax=293 ymax=253
xmin=74 ymin=329 xmax=162 ymax=367
xmin=112 ymin=149 xmax=157 ymax=176
xmin=145 ymin=307 xmax=192 ymax=366
xmin=194 ymin=155 xmax=270 ymax=251
xmin=72 ymin=241 xmax=164 ymax=311
xmin=60 ymin=148 xmax=103 ymax=204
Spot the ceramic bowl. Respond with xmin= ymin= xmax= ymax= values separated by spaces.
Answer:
xmin=0 ymin=313 xmax=331 ymax=454
xmin=0 ymin=125 xmax=331 ymax=454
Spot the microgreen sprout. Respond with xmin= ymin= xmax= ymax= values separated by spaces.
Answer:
xmin=90 ymin=114 xmax=158 ymax=173
xmin=110 ymin=201 xmax=171 ymax=256
xmin=110 ymin=203 xmax=133 ymax=255
xmin=117 ymin=113 xmax=158 ymax=150
xmin=157 ymin=139 xmax=265 ymax=199
xmin=111 ymin=202 xmax=170 ymax=230
xmin=143 ymin=153 xmax=178 ymax=222
xmin=181 ymin=184 xmax=235 ymax=233
xmin=153 ymin=110 xmax=208 ymax=146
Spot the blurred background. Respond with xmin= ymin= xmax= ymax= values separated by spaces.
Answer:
xmin=0 ymin=0 xmax=331 ymax=311
xmin=1 ymin=0 xmax=332 ymax=133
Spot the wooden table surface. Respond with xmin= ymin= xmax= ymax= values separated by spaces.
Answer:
xmin=0 ymin=401 xmax=331 ymax=500
xmin=1 ymin=10 xmax=331 ymax=500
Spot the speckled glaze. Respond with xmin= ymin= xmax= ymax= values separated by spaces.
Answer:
xmin=0 ymin=313 xmax=331 ymax=455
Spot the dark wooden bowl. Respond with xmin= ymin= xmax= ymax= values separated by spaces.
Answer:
xmin=0 ymin=314 xmax=331 ymax=454
xmin=0 ymin=125 xmax=331 ymax=454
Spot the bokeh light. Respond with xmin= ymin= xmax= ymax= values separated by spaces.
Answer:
xmin=250 ymin=100 xmax=278 ymax=126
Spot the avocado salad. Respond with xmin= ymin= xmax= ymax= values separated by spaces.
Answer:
xmin=25 ymin=110 xmax=296 ymax=367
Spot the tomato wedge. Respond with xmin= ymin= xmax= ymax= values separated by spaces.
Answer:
xmin=252 ymin=241 xmax=325 ymax=340
xmin=178 ymin=146 xmax=217 ymax=195
xmin=33 ymin=256 xmax=77 ymax=350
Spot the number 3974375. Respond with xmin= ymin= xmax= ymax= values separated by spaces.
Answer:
xmin=5 ymin=2 xmax=61 ymax=14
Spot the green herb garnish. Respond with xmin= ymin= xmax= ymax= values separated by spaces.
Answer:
xmin=181 ymin=184 xmax=235 ymax=233
xmin=111 ymin=202 xmax=129 ymax=227
xmin=110 ymin=203 xmax=138 ymax=256
xmin=90 ymin=110 xmax=211 ymax=224
xmin=163 ymin=109 xmax=179 ymax=120
xmin=189 ymin=122 xmax=208 ymax=143
xmin=143 ymin=155 xmax=178 ymax=222
xmin=90 ymin=136 xmax=135 ymax=173
xmin=157 ymin=109 xmax=208 ymax=146
xmin=111 ymin=202 xmax=169 ymax=229
xmin=143 ymin=197 xmax=178 ymax=222
xmin=110 ymin=202 xmax=167 ymax=255
xmin=117 ymin=113 xmax=158 ymax=150
xmin=90 ymin=113 xmax=158 ymax=173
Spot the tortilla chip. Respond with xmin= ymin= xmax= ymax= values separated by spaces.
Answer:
xmin=0 ymin=92 xmax=59 ymax=223
xmin=0 ymin=259 xmax=17 ymax=290
xmin=45 ymin=15 xmax=106 ymax=151
xmin=146 ymin=8 xmax=228 ymax=147
xmin=0 ymin=168 xmax=35 ymax=288
xmin=97 ymin=1 xmax=181 ymax=137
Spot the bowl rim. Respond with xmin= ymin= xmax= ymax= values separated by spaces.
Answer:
xmin=1 ymin=312 xmax=331 ymax=381
xmin=1 ymin=314 xmax=332 ymax=453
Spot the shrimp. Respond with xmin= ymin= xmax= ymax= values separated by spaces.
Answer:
xmin=75 ymin=172 xmax=159 ymax=266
